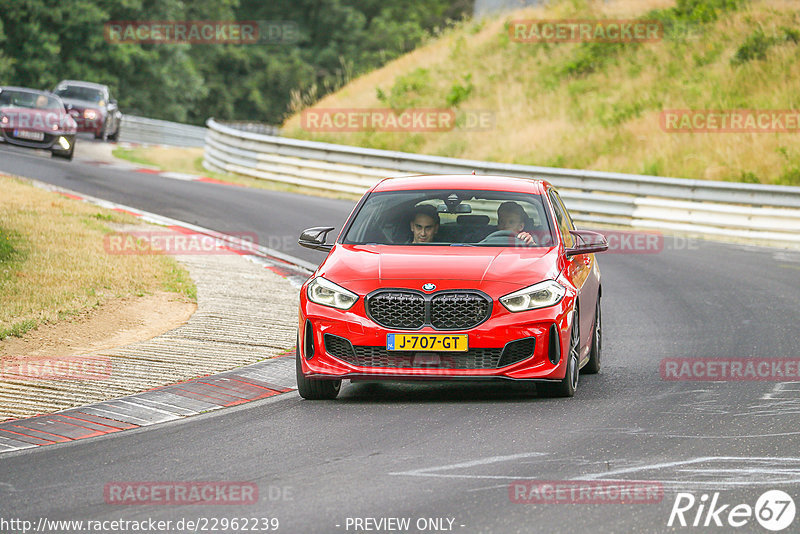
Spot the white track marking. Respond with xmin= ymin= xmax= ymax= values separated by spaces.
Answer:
xmin=389 ymin=452 xmax=546 ymax=479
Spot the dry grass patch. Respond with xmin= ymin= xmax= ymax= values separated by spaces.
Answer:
xmin=282 ymin=0 xmax=800 ymax=185
xmin=0 ymin=174 xmax=195 ymax=340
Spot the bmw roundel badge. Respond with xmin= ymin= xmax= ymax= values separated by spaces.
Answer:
xmin=422 ymin=283 xmax=436 ymax=291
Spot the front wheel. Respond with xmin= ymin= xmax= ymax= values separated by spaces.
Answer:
xmin=94 ymin=123 xmax=107 ymax=141
xmin=295 ymin=338 xmax=341 ymax=400
xmin=52 ymin=146 xmax=74 ymax=161
xmin=538 ymin=312 xmax=579 ymax=398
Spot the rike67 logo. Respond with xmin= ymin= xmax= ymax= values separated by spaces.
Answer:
xmin=668 ymin=490 xmax=796 ymax=531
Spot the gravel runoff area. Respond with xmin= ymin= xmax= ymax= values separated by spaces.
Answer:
xmin=0 ymin=252 xmax=301 ymax=421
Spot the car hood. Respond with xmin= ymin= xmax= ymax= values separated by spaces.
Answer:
xmin=60 ymin=98 xmax=102 ymax=110
xmin=0 ymin=106 xmax=74 ymax=132
xmin=318 ymin=244 xmax=561 ymax=291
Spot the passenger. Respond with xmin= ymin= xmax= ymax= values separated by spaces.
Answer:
xmin=408 ymin=205 xmax=440 ymax=243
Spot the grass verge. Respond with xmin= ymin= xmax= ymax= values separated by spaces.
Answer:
xmin=0 ymin=173 xmax=196 ymax=341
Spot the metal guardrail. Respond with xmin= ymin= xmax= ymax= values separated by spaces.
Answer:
xmin=119 ymin=115 xmax=208 ymax=147
xmin=219 ymin=121 xmax=281 ymax=136
xmin=204 ymin=118 xmax=800 ymax=246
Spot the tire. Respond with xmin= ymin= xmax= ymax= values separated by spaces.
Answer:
xmin=108 ymin=125 xmax=120 ymax=142
xmin=295 ymin=335 xmax=341 ymax=400
xmin=582 ymin=298 xmax=601 ymax=374
xmin=51 ymin=146 xmax=74 ymax=161
xmin=538 ymin=311 xmax=579 ymax=398
xmin=94 ymin=123 xmax=107 ymax=141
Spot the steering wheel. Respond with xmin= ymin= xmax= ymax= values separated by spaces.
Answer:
xmin=479 ymin=230 xmax=527 ymax=245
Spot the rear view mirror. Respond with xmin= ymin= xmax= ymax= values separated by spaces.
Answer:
xmin=299 ymin=226 xmax=335 ymax=252
xmin=565 ymin=230 xmax=608 ymax=257
xmin=437 ymin=203 xmax=472 ymax=214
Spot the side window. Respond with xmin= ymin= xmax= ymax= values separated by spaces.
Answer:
xmin=548 ymin=190 xmax=574 ymax=248
xmin=552 ymin=191 xmax=575 ymax=231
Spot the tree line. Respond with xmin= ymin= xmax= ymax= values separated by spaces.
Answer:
xmin=0 ymin=0 xmax=470 ymax=125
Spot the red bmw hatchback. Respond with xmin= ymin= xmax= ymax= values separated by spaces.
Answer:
xmin=296 ymin=175 xmax=608 ymax=399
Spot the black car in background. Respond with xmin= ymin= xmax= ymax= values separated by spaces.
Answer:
xmin=53 ymin=80 xmax=122 ymax=141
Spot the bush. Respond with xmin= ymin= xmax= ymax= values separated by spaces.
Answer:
xmin=777 ymin=167 xmax=800 ymax=186
xmin=377 ymin=68 xmax=432 ymax=110
xmin=445 ymin=74 xmax=473 ymax=107
xmin=732 ymin=29 xmax=777 ymax=64
xmin=732 ymin=27 xmax=800 ymax=65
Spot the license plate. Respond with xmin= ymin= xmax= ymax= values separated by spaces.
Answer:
xmin=387 ymin=333 xmax=468 ymax=352
xmin=14 ymin=129 xmax=44 ymax=141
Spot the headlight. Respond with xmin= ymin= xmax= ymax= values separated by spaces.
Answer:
xmin=307 ymin=277 xmax=358 ymax=310
xmin=0 ymin=115 xmax=8 ymax=125
xmin=500 ymin=280 xmax=566 ymax=312
xmin=84 ymin=109 xmax=98 ymax=120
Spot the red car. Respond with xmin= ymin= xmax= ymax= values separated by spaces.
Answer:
xmin=0 ymin=87 xmax=77 ymax=160
xmin=296 ymin=175 xmax=608 ymax=399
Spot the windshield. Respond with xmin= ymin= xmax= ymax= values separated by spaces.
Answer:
xmin=342 ymin=189 xmax=555 ymax=247
xmin=54 ymin=85 xmax=104 ymax=103
xmin=0 ymin=89 xmax=63 ymax=110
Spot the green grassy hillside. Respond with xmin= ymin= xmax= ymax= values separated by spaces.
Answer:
xmin=283 ymin=0 xmax=800 ymax=185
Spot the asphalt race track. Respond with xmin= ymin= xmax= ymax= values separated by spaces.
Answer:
xmin=2 ymin=143 xmax=800 ymax=533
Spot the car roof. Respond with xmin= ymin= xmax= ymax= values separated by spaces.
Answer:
xmin=372 ymin=174 xmax=549 ymax=194
xmin=0 ymin=86 xmax=54 ymax=96
xmin=55 ymin=80 xmax=108 ymax=90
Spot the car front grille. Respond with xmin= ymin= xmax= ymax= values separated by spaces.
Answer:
xmin=323 ymin=334 xmax=535 ymax=370
xmin=431 ymin=293 xmax=492 ymax=329
xmin=367 ymin=291 xmax=425 ymax=329
xmin=366 ymin=290 xmax=491 ymax=330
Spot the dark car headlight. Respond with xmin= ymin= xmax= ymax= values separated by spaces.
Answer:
xmin=307 ymin=277 xmax=358 ymax=310
xmin=500 ymin=280 xmax=566 ymax=312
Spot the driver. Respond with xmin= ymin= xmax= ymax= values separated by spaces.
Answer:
xmin=496 ymin=201 xmax=535 ymax=245
xmin=409 ymin=205 xmax=440 ymax=243
xmin=35 ymin=94 xmax=49 ymax=108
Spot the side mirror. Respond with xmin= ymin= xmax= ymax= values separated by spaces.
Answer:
xmin=109 ymin=99 xmax=117 ymax=106
xmin=565 ymin=230 xmax=608 ymax=257
xmin=299 ymin=226 xmax=335 ymax=252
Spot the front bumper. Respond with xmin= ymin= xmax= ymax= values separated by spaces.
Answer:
xmin=298 ymin=296 xmax=574 ymax=382
xmin=68 ymin=111 xmax=104 ymax=135
xmin=0 ymin=128 xmax=75 ymax=151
